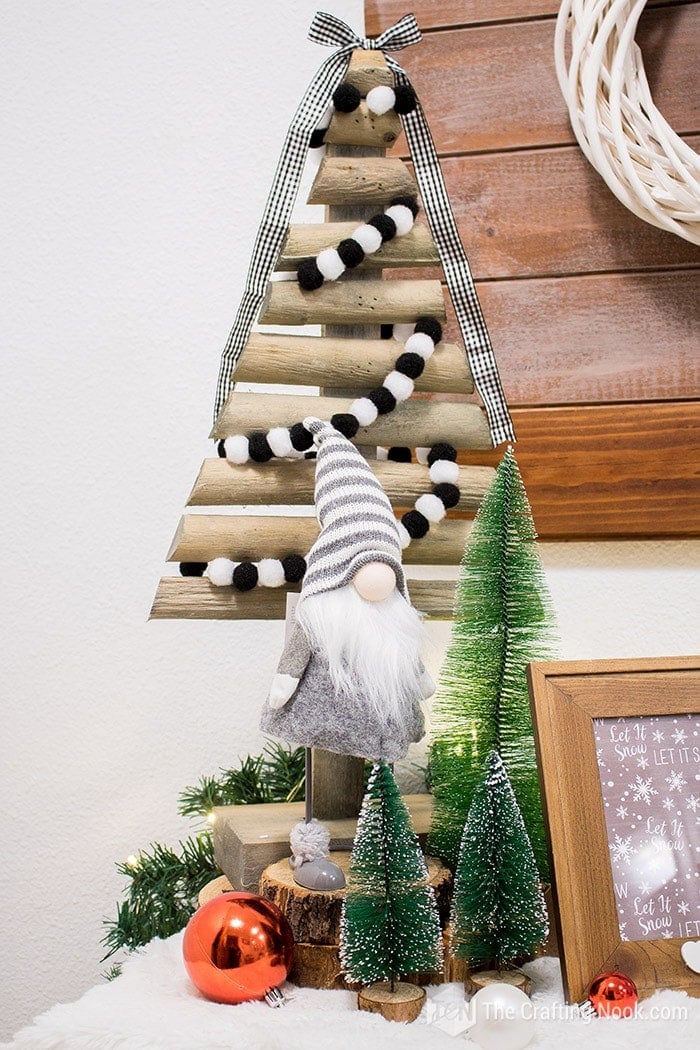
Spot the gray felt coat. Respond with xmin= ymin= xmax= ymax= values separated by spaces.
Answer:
xmin=259 ymin=618 xmax=427 ymax=761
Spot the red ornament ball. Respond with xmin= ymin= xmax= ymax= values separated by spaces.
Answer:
xmin=183 ymin=891 xmax=294 ymax=1004
xmin=588 ymin=971 xmax=638 ymax=1018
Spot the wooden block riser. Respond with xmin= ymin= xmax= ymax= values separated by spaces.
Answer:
xmin=261 ymin=278 xmax=445 ymax=327
xmin=168 ymin=514 xmax=472 ymax=564
xmin=308 ymin=157 xmax=417 ymax=205
xmin=277 ymin=221 xmax=438 ymax=270
xmin=342 ymin=49 xmax=393 ymax=93
xmin=235 ymin=332 xmax=472 ymax=393
xmin=211 ymin=390 xmax=488 ymax=446
xmin=150 ymin=576 xmax=457 ymax=620
xmin=324 ymin=101 xmax=402 ymax=148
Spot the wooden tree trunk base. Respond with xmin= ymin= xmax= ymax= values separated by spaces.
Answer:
xmin=358 ymin=981 xmax=426 ymax=1023
xmin=464 ymin=968 xmax=533 ymax=998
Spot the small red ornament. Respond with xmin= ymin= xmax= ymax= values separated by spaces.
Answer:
xmin=588 ymin=971 xmax=638 ymax=1017
xmin=182 ymin=891 xmax=294 ymax=1005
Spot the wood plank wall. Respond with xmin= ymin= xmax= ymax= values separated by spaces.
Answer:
xmin=366 ymin=0 xmax=700 ymax=537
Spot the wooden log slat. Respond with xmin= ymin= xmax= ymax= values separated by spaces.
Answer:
xmin=188 ymin=458 xmax=494 ymax=509
xmin=459 ymin=270 xmax=700 ymax=406
xmin=460 ymin=401 xmax=700 ymax=538
xmin=308 ymin=156 xmax=417 ymax=205
xmin=210 ymin=390 xmax=490 ymax=446
xmin=343 ymin=48 xmax=393 ymax=92
xmin=150 ymin=576 xmax=457 ymax=620
xmin=168 ymin=514 xmax=472 ymax=564
xmin=260 ymin=278 xmax=445 ymax=327
xmin=386 ymin=6 xmax=699 ymax=155
xmin=277 ymin=221 xmax=439 ymax=270
xmin=234 ymin=332 xmax=472 ymax=393
xmin=324 ymin=101 xmax=402 ymax=148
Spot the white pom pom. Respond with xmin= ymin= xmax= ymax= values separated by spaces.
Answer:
xmin=289 ymin=819 xmax=331 ymax=867
xmin=224 ymin=434 xmax=250 ymax=464
xmin=376 ymin=446 xmax=389 ymax=461
xmin=350 ymin=397 xmax=378 ymax=427
xmin=352 ymin=223 xmax=383 ymax=254
xmin=316 ymin=247 xmax=345 ymax=281
xmin=405 ymin=332 xmax=435 ymax=360
xmin=267 ymin=427 xmax=293 ymax=458
xmin=366 ymin=85 xmax=396 ymax=115
xmin=392 ymin=322 xmax=415 ymax=342
xmin=206 ymin=558 xmax=236 ymax=587
xmin=257 ymin=559 xmax=286 ymax=588
xmin=383 ymin=370 xmax=414 ymax=402
xmin=429 ymin=459 xmax=460 ymax=485
xmin=384 ymin=204 xmax=414 ymax=236
xmin=397 ymin=520 xmax=411 ymax=549
xmin=415 ymin=493 xmax=447 ymax=523
xmin=415 ymin=446 xmax=431 ymax=466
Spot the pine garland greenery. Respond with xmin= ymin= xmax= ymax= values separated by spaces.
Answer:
xmin=450 ymin=750 xmax=548 ymax=968
xmin=428 ymin=448 xmax=556 ymax=876
xmin=340 ymin=760 xmax=443 ymax=988
xmin=102 ymin=742 xmax=304 ymax=960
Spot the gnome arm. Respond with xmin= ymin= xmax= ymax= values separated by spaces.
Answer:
xmin=418 ymin=662 xmax=436 ymax=700
xmin=267 ymin=617 xmax=311 ymax=709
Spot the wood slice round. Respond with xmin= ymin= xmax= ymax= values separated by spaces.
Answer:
xmin=465 ymin=968 xmax=532 ymax=998
xmin=259 ymin=850 xmax=451 ymax=946
xmin=358 ymin=981 xmax=426 ymax=1023
xmin=197 ymin=874 xmax=233 ymax=906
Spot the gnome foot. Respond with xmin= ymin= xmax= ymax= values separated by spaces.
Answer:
xmin=293 ymin=857 xmax=346 ymax=891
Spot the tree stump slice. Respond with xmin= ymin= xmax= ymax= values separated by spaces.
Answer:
xmin=358 ymin=981 xmax=426 ymax=1023
xmin=465 ymin=968 xmax=532 ymax=998
xmin=197 ymin=874 xmax=233 ymax=907
xmin=259 ymin=851 xmax=451 ymax=946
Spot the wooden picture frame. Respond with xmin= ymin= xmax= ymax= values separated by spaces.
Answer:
xmin=527 ymin=656 xmax=700 ymax=1003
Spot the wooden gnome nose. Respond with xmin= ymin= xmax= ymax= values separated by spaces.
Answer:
xmin=352 ymin=561 xmax=396 ymax=602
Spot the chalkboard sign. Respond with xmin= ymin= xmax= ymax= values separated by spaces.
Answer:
xmin=594 ymin=714 xmax=700 ymax=943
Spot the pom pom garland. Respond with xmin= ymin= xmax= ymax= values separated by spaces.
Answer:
xmin=311 ymin=83 xmax=419 ymax=147
xmin=387 ymin=446 xmax=412 ymax=463
xmin=297 ymin=196 xmax=418 ymax=289
xmin=414 ymin=316 xmax=443 ymax=344
xmin=267 ymin=426 xmax=294 ymax=459
xmin=206 ymin=558 xmax=236 ymax=587
xmin=282 ymin=555 xmax=307 ymax=583
xmin=232 ymin=562 xmax=258 ymax=591
xmin=332 ymin=82 xmax=361 ymax=113
xmin=393 ymin=83 xmax=418 ymax=115
xmin=429 ymin=459 xmax=460 ymax=485
xmin=349 ymin=397 xmax=378 ymax=427
xmin=382 ymin=370 xmax=414 ymax=402
xmin=415 ymin=493 xmax=447 ymax=523
xmin=256 ymin=558 xmax=287 ymax=588
xmin=179 ymin=561 xmax=207 ymax=577
xmin=365 ymin=84 xmax=395 ymax=115
xmin=427 ymin=442 xmax=457 ymax=466
xmin=368 ymin=385 xmax=397 ymax=415
xmin=404 ymin=332 xmax=435 ymax=360
xmin=224 ymin=434 xmax=250 ymax=464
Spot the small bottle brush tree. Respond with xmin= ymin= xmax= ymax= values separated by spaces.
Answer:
xmin=450 ymin=750 xmax=548 ymax=968
xmin=340 ymin=759 xmax=443 ymax=990
xmin=429 ymin=447 xmax=556 ymax=876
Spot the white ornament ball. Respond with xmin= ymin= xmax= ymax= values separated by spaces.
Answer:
xmin=365 ymin=85 xmax=396 ymax=115
xmin=349 ymin=397 xmax=379 ymax=427
xmin=352 ymin=223 xmax=383 ymax=254
xmin=404 ymin=332 xmax=435 ymax=360
xmin=266 ymin=427 xmax=294 ymax=458
xmin=316 ymin=247 xmax=345 ymax=281
xmin=415 ymin=493 xmax=446 ymax=523
xmin=256 ymin=559 xmax=286 ymax=588
xmin=206 ymin=558 xmax=236 ymax=587
xmin=383 ymin=370 xmax=414 ymax=402
xmin=224 ymin=434 xmax=250 ymax=464
xmin=384 ymin=203 xmax=415 ymax=236
xmin=429 ymin=459 xmax=460 ymax=485
xmin=468 ymin=984 xmax=535 ymax=1050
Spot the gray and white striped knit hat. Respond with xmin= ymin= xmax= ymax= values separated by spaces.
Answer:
xmin=299 ymin=417 xmax=408 ymax=603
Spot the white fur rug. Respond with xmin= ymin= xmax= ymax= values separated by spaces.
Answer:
xmin=3 ymin=933 xmax=698 ymax=1050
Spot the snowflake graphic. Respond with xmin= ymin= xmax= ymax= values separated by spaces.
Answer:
xmin=629 ymin=776 xmax=658 ymax=805
xmin=672 ymin=728 xmax=688 ymax=745
xmin=610 ymin=834 xmax=634 ymax=866
xmin=678 ymin=901 xmax=690 ymax=916
xmin=616 ymin=805 xmax=628 ymax=820
xmin=596 ymin=748 xmax=606 ymax=767
xmin=653 ymin=729 xmax=665 ymax=743
xmin=662 ymin=796 xmax=674 ymax=811
xmin=686 ymin=795 xmax=700 ymax=813
xmin=666 ymin=771 xmax=687 ymax=792
xmin=662 ymin=931 xmax=674 ymax=939
xmin=639 ymin=881 xmax=651 ymax=895
xmin=637 ymin=756 xmax=649 ymax=769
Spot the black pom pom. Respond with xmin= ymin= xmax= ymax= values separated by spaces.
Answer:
xmin=333 ymin=82 xmax=361 ymax=112
xmin=395 ymin=352 xmax=425 ymax=379
xmin=309 ymin=127 xmax=326 ymax=149
xmin=433 ymin=482 xmax=461 ymax=508
xmin=304 ymin=451 xmax=317 ymax=460
xmin=337 ymin=238 xmax=365 ymax=268
xmin=216 ymin=440 xmax=227 ymax=458
xmin=248 ymin=432 xmax=274 ymax=462
xmin=427 ymin=442 xmax=457 ymax=466
xmin=331 ymin=412 xmax=360 ymax=438
xmin=380 ymin=324 xmax=394 ymax=340
xmin=393 ymin=84 xmax=418 ymax=115
xmin=414 ymin=316 xmax=443 ymax=344
xmin=232 ymin=562 xmax=258 ymax=591
xmin=297 ymin=257 xmax=324 ymax=291
xmin=282 ymin=555 xmax=307 ymax=583
xmin=368 ymin=213 xmax=397 ymax=242
xmin=402 ymin=509 xmax=430 ymax=539
xmin=390 ymin=194 xmax=419 ymax=218
xmin=179 ymin=562 xmax=207 ymax=577
xmin=387 ymin=446 xmax=412 ymax=463
xmin=289 ymin=422 xmax=314 ymax=451
xmin=368 ymin=386 xmax=397 ymax=414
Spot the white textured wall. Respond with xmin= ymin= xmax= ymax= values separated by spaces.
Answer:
xmin=0 ymin=0 xmax=697 ymax=1037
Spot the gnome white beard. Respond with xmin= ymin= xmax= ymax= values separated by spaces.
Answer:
xmin=297 ymin=584 xmax=424 ymax=722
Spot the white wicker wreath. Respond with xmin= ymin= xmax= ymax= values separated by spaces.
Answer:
xmin=555 ymin=0 xmax=700 ymax=244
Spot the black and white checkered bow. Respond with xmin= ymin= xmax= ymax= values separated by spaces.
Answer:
xmin=213 ymin=11 xmax=515 ymax=447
